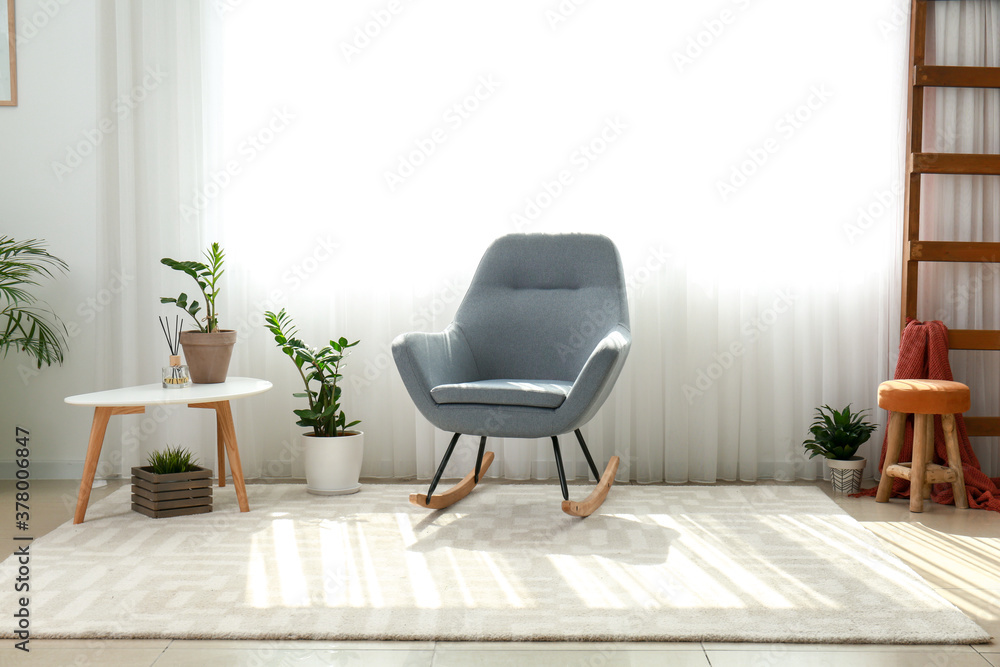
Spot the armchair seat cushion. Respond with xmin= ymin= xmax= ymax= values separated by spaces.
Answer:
xmin=430 ymin=379 xmax=573 ymax=409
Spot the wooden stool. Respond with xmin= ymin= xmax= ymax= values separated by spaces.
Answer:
xmin=875 ymin=379 xmax=970 ymax=512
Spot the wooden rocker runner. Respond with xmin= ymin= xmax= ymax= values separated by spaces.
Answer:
xmin=408 ymin=431 xmax=620 ymax=517
xmin=393 ymin=234 xmax=632 ymax=518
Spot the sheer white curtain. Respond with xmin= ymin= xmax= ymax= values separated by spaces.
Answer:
xmin=93 ymin=1 xmax=1000 ymax=485
xmin=94 ymin=0 xmax=227 ymax=477
xmin=921 ymin=0 xmax=1000 ymax=475
xmin=213 ymin=0 xmax=910 ymax=483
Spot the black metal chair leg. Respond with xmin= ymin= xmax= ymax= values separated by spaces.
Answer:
xmin=551 ymin=435 xmax=569 ymax=501
xmin=575 ymin=429 xmax=601 ymax=482
xmin=474 ymin=436 xmax=487 ymax=483
xmin=426 ymin=432 xmax=462 ymax=504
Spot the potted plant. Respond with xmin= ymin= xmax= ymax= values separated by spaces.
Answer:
xmin=803 ymin=404 xmax=878 ymax=494
xmin=0 ymin=237 xmax=69 ymax=367
xmin=131 ymin=445 xmax=213 ymax=518
xmin=264 ymin=308 xmax=363 ymax=495
xmin=160 ymin=242 xmax=236 ymax=383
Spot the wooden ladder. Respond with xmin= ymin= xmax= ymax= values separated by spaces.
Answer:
xmin=902 ymin=0 xmax=1000 ymax=438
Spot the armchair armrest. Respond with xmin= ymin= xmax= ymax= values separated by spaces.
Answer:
xmin=392 ymin=325 xmax=481 ymax=398
xmin=559 ymin=325 xmax=632 ymax=424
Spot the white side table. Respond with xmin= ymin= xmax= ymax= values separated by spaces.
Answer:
xmin=65 ymin=377 xmax=272 ymax=523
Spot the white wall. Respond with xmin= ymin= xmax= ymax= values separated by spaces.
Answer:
xmin=0 ymin=0 xmax=99 ymax=478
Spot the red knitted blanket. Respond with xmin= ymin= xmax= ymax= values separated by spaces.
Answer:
xmin=856 ymin=319 xmax=1000 ymax=511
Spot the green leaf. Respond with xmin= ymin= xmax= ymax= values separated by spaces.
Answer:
xmin=146 ymin=445 xmax=200 ymax=474
xmin=0 ymin=237 xmax=70 ymax=367
xmin=261 ymin=308 xmax=361 ymax=434
xmin=802 ymin=404 xmax=876 ymax=460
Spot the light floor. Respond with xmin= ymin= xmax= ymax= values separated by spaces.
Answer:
xmin=0 ymin=479 xmax=997 ymax=666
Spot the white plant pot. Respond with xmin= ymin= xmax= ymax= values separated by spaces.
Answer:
xmin=302 ymin=431 xmax=364 ymax=496
xmin=826 ymin=456 xmax=866 ymax=495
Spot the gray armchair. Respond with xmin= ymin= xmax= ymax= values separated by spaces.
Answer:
xmin=392 ymin=233 xmax=631 ymax=516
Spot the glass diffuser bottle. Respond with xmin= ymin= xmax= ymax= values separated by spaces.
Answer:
xmin=160 ymin=316 xmax=191 ymax=388
xmin=162 ymin=354 xmax=191 ymax=388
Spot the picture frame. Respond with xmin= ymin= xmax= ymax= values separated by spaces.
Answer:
xmin=0 ymin=0 xmax=16 ymax=107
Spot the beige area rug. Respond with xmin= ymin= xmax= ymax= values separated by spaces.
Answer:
xmin=0 ymin=484 xmax=989 ymax=643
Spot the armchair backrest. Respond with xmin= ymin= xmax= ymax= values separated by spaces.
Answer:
xmin=454 ymin=234 xmax=630 ymax=382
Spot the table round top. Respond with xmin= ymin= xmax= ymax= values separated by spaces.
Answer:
xmin=65 ymin=377 xmax=272 ymax=407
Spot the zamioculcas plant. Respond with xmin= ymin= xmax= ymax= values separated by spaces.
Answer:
xmin=160 ymin=242 xmax=225 ymax=333
xmin=0 ymin=236 xmax=69 ymax=368
xmin=263 ymin=308 xmax=360 ymax=437
xmin=802 ymin=404 xmax=877 ymax=461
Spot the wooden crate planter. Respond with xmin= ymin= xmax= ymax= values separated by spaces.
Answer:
xmin=131 ymin=466 xmax=213 ymax=518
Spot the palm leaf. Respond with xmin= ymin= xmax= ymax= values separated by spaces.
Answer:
xmin=0 ymin=238 xmax=69 ymax=368
xmin=0 ymin=304 xmax=69 ymax=367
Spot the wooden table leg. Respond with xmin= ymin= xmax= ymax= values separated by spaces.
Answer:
xmin=74 ymin=405 xmax=144 ymax=524
xmin=190 ymin=400 xmax=249 ymax=512
xmin=217 ymin=418 xmax=226 ymax=487
xmin=215 ymin=401 xmax=249 ymax=512
xmin=74 ymin=407 xmax=113 ymax=524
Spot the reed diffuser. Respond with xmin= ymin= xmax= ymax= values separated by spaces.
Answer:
xmin=159 ymin=316 xmax=191 ymax=388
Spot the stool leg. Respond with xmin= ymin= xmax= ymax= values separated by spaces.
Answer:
xmin=923 ymin=415 xmax=934 ymax=500
xmin=876 ymin=411 xmax=905 ymax=503
xmin=910 ymin=413 xmax=929 ymax=513
xmin=942 ymin=413 xmax=969 ymax=509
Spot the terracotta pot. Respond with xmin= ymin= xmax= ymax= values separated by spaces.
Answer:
xmin=180 ymin=330 xmax=237 ymax=384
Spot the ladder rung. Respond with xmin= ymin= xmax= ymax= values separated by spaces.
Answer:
xmin=909 ymin=241 xmax=1000 ymax=262
xmin=965 ymin=416 xmax=1000 ymax=437
xmin=947 ymin=329 xmax=1000 ymax=350
xmin=884 ymin=462 xmax=957 ymax=484
xmin=915 ymin=66 xmax=1000 ymax=88
xmin=910 ymin=153 xmax=1000 ymax=175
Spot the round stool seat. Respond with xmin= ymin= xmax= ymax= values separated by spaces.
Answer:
xmin=878 ymin=379 xmax=971 ymax=415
